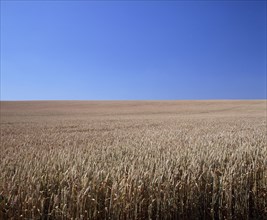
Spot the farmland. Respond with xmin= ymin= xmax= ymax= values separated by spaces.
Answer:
xmin=0 ymin=100 xmax=266 ymax=219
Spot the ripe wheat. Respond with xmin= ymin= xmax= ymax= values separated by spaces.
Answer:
xmin=0 ymin=101 xmax=266 ymax=219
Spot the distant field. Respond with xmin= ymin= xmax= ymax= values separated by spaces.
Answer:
xmin=0 ymin=101 xmax=266 ymax=219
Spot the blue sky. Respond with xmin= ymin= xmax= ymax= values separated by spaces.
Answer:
xmin=1 ymin=0 xmax=266 ymax=100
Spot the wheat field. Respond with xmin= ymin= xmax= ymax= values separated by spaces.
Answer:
xmin=0 ymin=100 xmax=266 ymax=220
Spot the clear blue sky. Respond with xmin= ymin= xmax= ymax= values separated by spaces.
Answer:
xmin=1 ymin=0 xmax=266 ymax=100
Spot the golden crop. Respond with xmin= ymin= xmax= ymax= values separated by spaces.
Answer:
xmin=0 ymin=101 xmax=266 ymax=219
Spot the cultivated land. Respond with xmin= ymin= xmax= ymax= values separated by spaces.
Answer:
xmin=0 ymin=100 xmax=266 ymax=220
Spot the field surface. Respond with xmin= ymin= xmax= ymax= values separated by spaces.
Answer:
xmin=0 ymin=100 xmax=266 ymax=219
